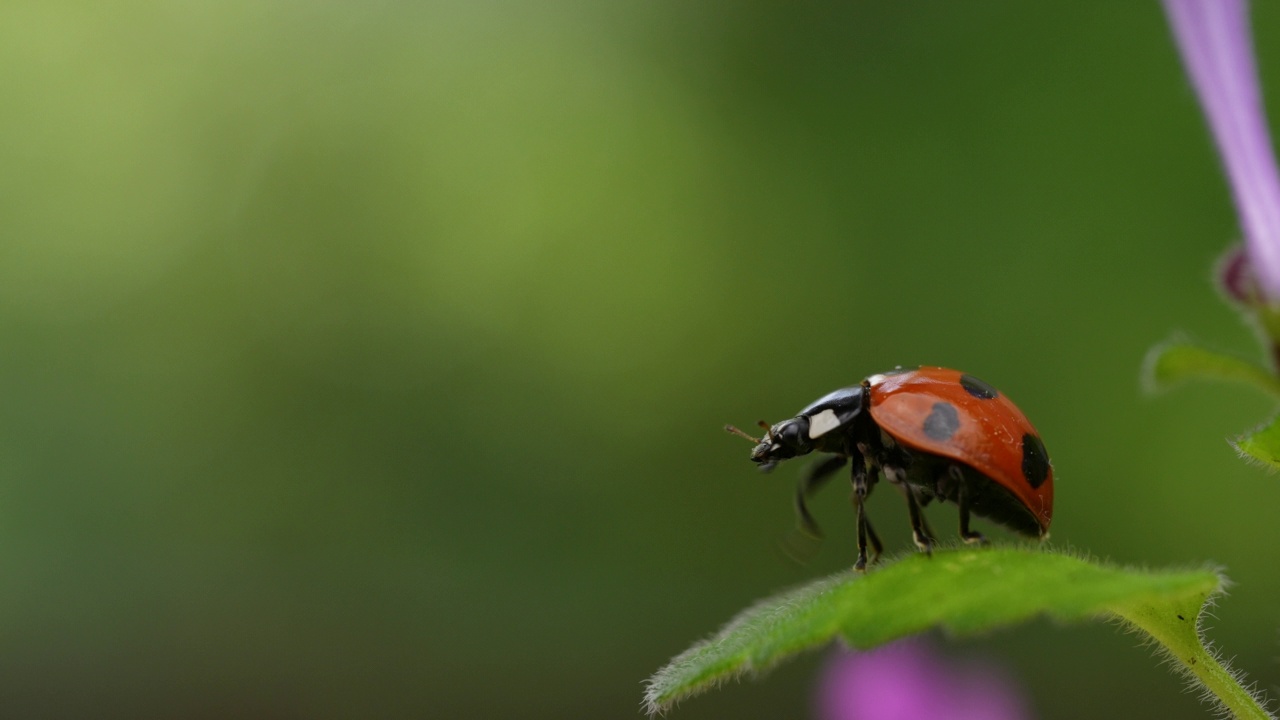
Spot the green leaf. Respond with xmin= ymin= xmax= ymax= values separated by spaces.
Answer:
xmin=1232 ymin=415 xmax=1280 ymax=470
xmin=644 ymin=547 xmax=1272 ymax=719
xmin=1142 ymin=340 xmax=1280 ymax=398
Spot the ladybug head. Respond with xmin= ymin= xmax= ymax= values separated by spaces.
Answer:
xmin=725 ymin=418 xmax=813 ymax=472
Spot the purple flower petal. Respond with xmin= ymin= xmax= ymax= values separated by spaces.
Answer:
xmin=1163 ymin=0 xmax=1280 ymax=299
xmin=815 ymin=640 xmax=1030 ymax=720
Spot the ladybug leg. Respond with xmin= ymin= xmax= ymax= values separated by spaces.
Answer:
xmin=863 ymin=510 xmax=884 ymax=564
xmin=903 ymin=484 xmax=937 ymax=556
xmin=794 ymin=455 xmax=847 ymax=538
xmin=850 ymin=462 xmax=877 ymax=572
xmin=952 ymin=466 xmax=988 ymax=545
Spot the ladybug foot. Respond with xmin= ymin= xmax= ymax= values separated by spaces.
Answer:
xmin=912 ymin=532 xmax=935 ymax=556
xmin=853 ymin=545 xmax=881 ymax=572
xmin=961 ymin=531 xmax=988 ymax=546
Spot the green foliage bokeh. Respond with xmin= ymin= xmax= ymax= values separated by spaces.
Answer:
xmin=3 ymin=1 xmax=1280 ymax=718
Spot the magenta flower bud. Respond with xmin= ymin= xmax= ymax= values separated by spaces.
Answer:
xmin=1164 ymin=0 xmax=1280 ymax=300
xmin=815 ymin=640 xmax=1030 ymax=720
xmin=1216 ymin=243 xmax=1259 ymax=304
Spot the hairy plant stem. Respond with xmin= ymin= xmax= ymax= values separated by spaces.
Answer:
xmin=1117 ymin=596 xmax=1274 ymax=720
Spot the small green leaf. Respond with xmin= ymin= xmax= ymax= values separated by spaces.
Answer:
xmin=1142 ymin=340 xmax=1280 ymax=398
xmin=1232 ymin=415 xmax=1280 ymax=470
xmin=644 ymin=548 xmax=1271 ymax=719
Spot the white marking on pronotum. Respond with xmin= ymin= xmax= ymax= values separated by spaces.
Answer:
xmin=866 ymin=373 xmax=887 ymax=386
xmin=807 ymin=408 xmax=841 ymax=439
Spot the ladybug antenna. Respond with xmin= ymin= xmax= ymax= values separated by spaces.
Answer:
xmin=724 ymin=424 xmax=761 ymax=444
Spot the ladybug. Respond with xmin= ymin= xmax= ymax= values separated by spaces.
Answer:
xmin=726 ymin=367 xmax=1053 ymax=571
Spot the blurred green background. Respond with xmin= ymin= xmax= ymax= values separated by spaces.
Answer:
xmin=3 ymin=1 xmax=1279 ymax=718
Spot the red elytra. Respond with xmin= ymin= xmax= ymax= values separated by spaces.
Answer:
xmin=866 ymin=367 xmax=1054 ymax=533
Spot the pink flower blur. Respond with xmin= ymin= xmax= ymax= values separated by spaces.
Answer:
xmin=815 ymin=640 xmax=1031 ymax=720
xmin=1164 ymin=0 xmax=1280 ymax=300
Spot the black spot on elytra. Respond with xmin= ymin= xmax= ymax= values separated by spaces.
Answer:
xmin=1021 ymin=433 xmax=1050 ymax=488
xmin=922 ymin=402 xmax=960 ymax=441
xmin=959 ymin=374 xmax=999 ymax=400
